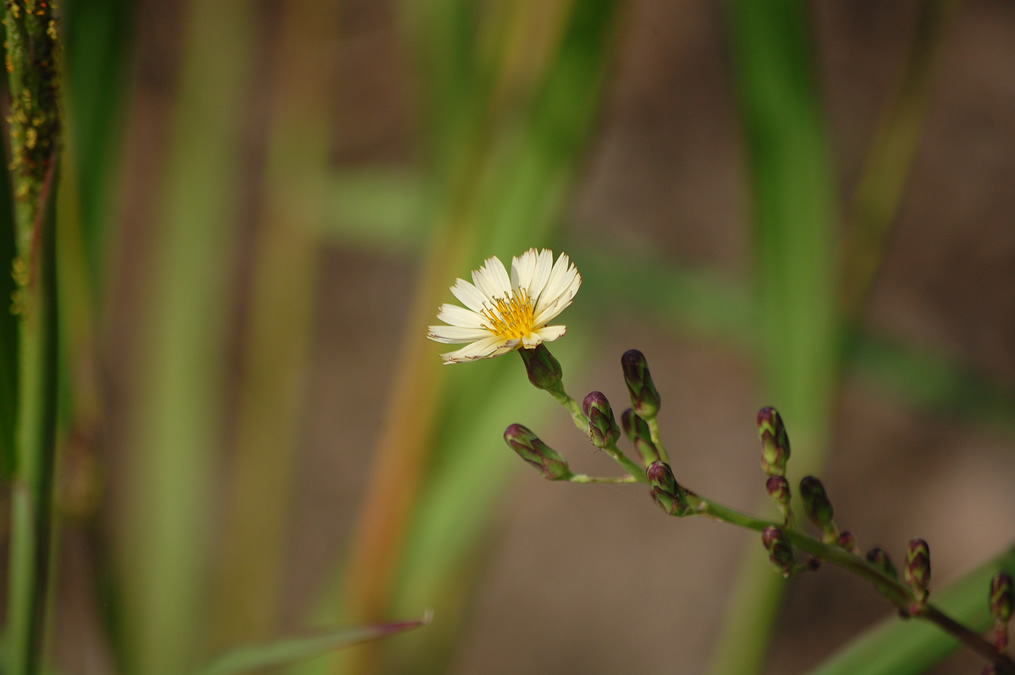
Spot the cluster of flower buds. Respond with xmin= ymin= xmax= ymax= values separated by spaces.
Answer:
xmin=991 ymin=572 xmax=1014 ymax=655
xmin=762 ymin=526 xmax=795 ymax=578
xmin=621 ymin=408 xmax=660 ymax=466
xmin=647 ymin=460 xmax=689 ymax=516
xmin=757 ymin=407 xmax=793 ymax=524
xmin=799 ymin=476 xmax=840 ymax=544
xmin=503 ymin=424 xmax=572 ymax=481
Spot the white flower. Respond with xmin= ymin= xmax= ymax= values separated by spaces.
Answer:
xmin=427 ymin=248 xmax=581 ymax=364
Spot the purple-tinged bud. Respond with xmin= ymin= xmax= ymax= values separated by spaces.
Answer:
xmin=762 ymin=526 xmax=794 ymax=577
xmin=582 ymin=391 xmax=621 ymax=449
xmin=766 ymin=475 xmax=790 ymax=507
xmin=621 ymin=350 xmax=661 ymax=420
xmin=990 ymin=572 xmax=1014 ymax=654
xmin=621 ymin=408 xmax=659 ymax=465
xmin=799 ymin=476 xmax=837 ymax=541
xmin=837 ymin=531 xmax=859 ymax=555
xmin=647 ymin=461 xmax=687 ymax=516
xmin=503 ymin=424 xmax=571 ymax=481
xmin=866 ymin=547 xmax=898 ymax=580
xmin=905 ymin=539 xmax=931 ymax=603
xmin=992 ymin=572 xmax=1014 ymax=622
xmin=518 ymin=345 xmax=565 ymax=397
xmin=757 ymin=407 xmax=790 ymax=477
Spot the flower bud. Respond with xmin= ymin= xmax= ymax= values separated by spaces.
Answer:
xmin=621 ymin=408 xmax=659 ymax=465
xmin=647 ymin=461 xmax=687 ymax=516
xmin=766 ymin=475 xmax=790 ymax=507
xmin=837 ymin=531 xmax=859 ymax=554
xmin=518 ymin=344 xmax=565 ymax=397
xmin=503 ymin=423 xmax=571 ymax=481
xmin=621 ymin=350 xmax=661 ymax=420
xmin=799 ymin=476 xmax=836 ymax=540
xmin=905 ymin=538 xmax=931 ymax=603
xmin=762 ymin=525 xmax=794 ymax=577
xmin=866 ymin=547 xmax=898 ymax=580
xmin=991 ymin=572 xmax=1014 ymax=623
xmin=757 ymin=407 xmax=790 ymax=477
xmin=582 ymin=391 xmax=621 ymax=449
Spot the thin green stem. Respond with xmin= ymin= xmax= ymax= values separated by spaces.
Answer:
xmin=553 ymin=390 xmax=647 ymax=479
xmin=569 ymin=474 xmax=638 ymax=485
xmin=646 ymin=417 xmax=669 ymax=464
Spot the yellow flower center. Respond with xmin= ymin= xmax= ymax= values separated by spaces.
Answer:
xmin=481 ymin=289 xmax=536 ymax=339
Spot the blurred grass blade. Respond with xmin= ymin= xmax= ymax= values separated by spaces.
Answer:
xmin=0 ymin=85 xmax=17 ymax=476
xmin=207 ymin=0 xmax=340 ymax=651
xmin=320 ymin=171 xmax=427 ymax=253
xmin=839 ymin=0 xmax=960 ymax=323
xmin=713 ymin=1 xmax=840 ymax=673
xmin=62 ymin=0 xmax=135 ymax=291
xmin=198 ymin=615 xmax=432 ymax=675
xmin=813 ymin=545 xmax=1015 ymax=674
xmin=117 ymin=0 xmax=257 ymax=672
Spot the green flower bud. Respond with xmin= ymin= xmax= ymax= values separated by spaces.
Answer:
xmin=647 ymin=461 xmax=687 ymax=516
xmin=799 ymin=476 xmax=837 ymax=541
xmin=622 ymin=350 xmax=661 ymax=420
xmin=621 ymin=408 xmax=659 ymax=465
xmin=905 ymin=538 xmax=931 ymax=603
xmin=762 ymin=525 xmax=794 ymax=577
xmin=503 ymin=423 xmax=571 ymax=481
xmin=582 ymin=391 xmax=621 ymax=449
xmin=518 ymin=344 xmax=565 ymax=398
xmin=991 ymin=572 xmax=1014 ymax=623
xmin=757 ymin=407 xmax=790 ymax=477
xmin=866 ymin=547 xmax=898 ymax=580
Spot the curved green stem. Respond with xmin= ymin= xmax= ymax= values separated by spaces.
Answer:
xmin=691 ymin=494 xmax=1014 ymax=673
xmin=646 ymin=417 xmax=669 ymax=464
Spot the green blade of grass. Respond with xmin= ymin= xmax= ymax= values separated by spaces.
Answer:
xmin=117 ymin=0 xmax=257 ymax=672
xmin=198 ymin=615 xmax=431 ymax=675
xmin=712 ymin=2 xmax=841 ymax=673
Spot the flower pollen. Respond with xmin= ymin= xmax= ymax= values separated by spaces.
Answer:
xmin=481 ymin=289 xmax=536 ymax=339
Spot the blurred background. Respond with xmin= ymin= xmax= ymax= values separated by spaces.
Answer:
xmin=18 ymin=0 xmax=1015 ymax=673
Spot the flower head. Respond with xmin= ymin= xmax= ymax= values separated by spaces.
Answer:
xmin=427 ymin=249 xmax=581 ymax=365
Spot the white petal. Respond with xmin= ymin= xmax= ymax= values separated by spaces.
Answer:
xmin=427 ymin=325 xmax=493 ymax=344
xmin=450 ymin=279 xmax=489 ymax=313
xmin=533 ymin=265 xmax=581 ymax=325
xmin=510 ymin=248 xmax=538 ymax=291
xmin=472 ymin=256 xmax=511 ymax=299
xmin=440 ymin=336 xmax=517 ymax=364
xmin=525 ymin=249 xmax=554 ymax=301
xmin=436 ymin=303 xmax=485 ymax=328
xmin=533 ymin=324 xmax=567 ymax=342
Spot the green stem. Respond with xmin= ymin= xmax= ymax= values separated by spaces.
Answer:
xmin=3 ymin=3 xmax=62 ymax=673
xmin=691 ymin=494 xmax=1014 ymax=672
xmin=646 ymin=417 xmax=669 ymax=464
xmin=568 ymin=474 xmax=638 ymax=485
xmin=555 ymin=391 xmax=647 ymax=479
